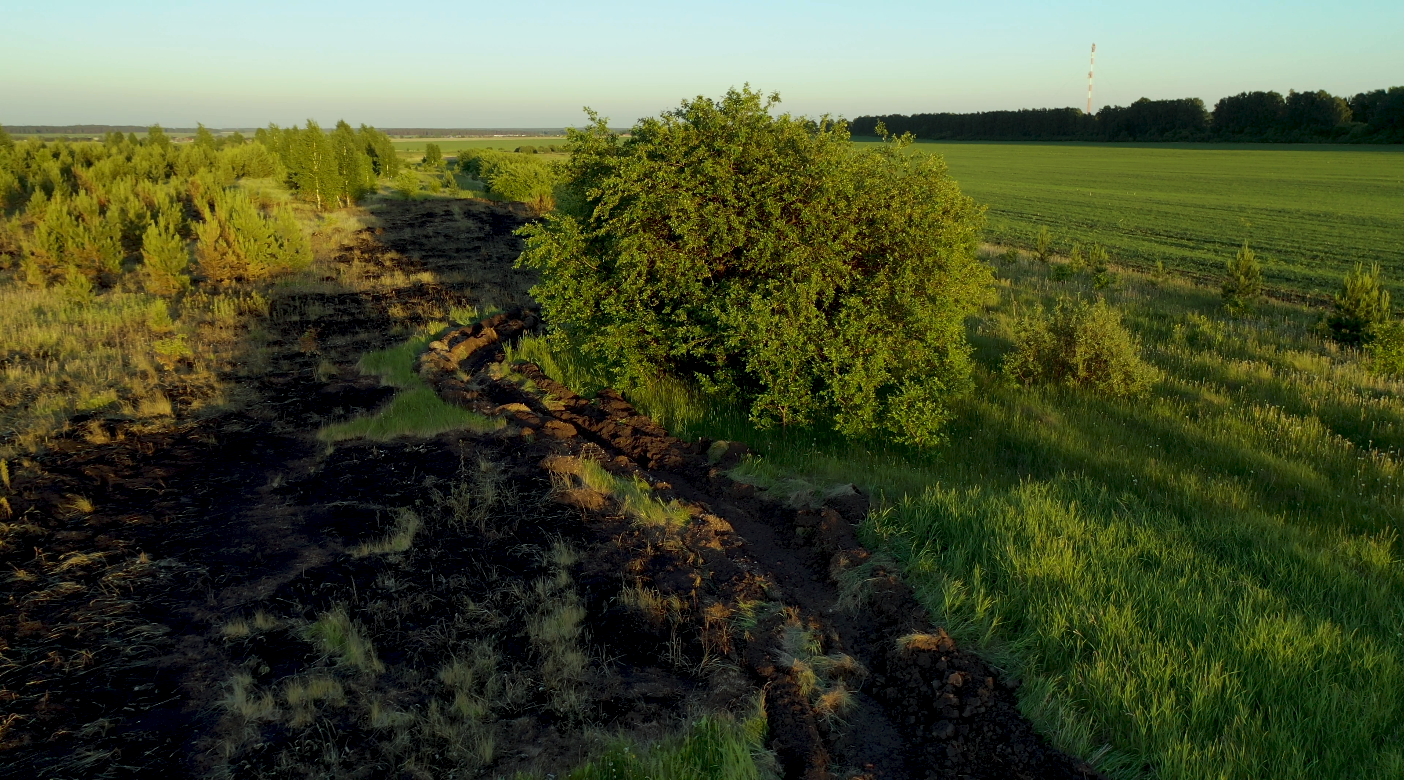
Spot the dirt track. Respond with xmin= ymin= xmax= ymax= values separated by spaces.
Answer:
xmin=1 ymin=199 xmax=1099 ymax=779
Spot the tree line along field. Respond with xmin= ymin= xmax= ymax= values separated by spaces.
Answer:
xmin=851 ymin=139 xmax=1404 ymax=300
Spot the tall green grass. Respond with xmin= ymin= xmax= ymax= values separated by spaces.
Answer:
xmin=554 ymin=713 xmax=768 ymax=780
xmin=522 ymin=260 xmax=1404 ymax=780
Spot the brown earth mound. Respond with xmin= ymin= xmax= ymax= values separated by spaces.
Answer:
xmin=0 ymin=198 xmax=1101 ymax=779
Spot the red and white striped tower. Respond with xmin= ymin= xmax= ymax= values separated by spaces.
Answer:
xmin=1086 ymin=44 xmax=1097 ymax=115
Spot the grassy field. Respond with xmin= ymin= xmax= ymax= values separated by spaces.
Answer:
xmin=852 ymin=139 xmax=1404 ymax=300
xmin=391 ymin=137 xmax=568 ymax=155
xmin=527 ymin=256 xmax=1404 ymax=780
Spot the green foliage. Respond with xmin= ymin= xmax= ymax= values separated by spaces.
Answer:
xmin=146 ymin=124 xmax=171 ymax=149
xmin=1034 ymin=225 xmax=1053 ymax=263
xmin=520 ymin=88 xmax=989 ymax=445
xmin=1222 ymin=240 xmax=1264 ymax=315
xmin=1327 ymin=262 xmax=1391 ymax=345
xmin=394 ymin=169 xmax=420 ymax=200
xmin=1067 ymin=241 xmax=1086 ymax=273
xmin=1088 ymin=243 xmax=1115 ymax=289
xmin=258 ymin=120 xmax=384 ymax=210
xmin=646 ymin=258 xmax=1404 ymax=780
xmin=1366 ymin=319 xmax=1404 ymax=377
xmin=458 ymin=149 xmax=559 ymax=211
xmin=140 ymin=211 xmax=190 ymax=295
xmin=1004 ymin=297 xmax=1156 ymax=396
xmin=23 ymin=193 xmax=123 ymax=284
xmin=422 ymin=142 xmax=443 ymax=167
xmin=194 ymin=188 xmax=310 ymax=284
xmin=359 ymin=124 xmax=399 ymax=179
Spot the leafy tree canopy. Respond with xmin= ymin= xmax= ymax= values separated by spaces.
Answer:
xmin=422 ymin=143 xmax=443 ymax=168
xmin=519 ymin=87 xmax=990 ymax=445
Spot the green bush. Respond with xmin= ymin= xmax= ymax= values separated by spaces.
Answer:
xmin=394 ymin=169 xmax=420 ymax=200
xmin=1327 ymin=262 xmax=1391 ymax=345
xmin=1222 ymin=240 xmax=1264 ymax=315
xmin=519 ymin=87 xmax=990 ymax=445
xmin=422 ymin=142 xmax=443 ymax=168
xmin=1366 ymin=319 xmax=1404 ymax=377
xmin=1003 ymin=297 xmax=1156 ymax=397
xmin=1034 ymin=225 xmax=1053 ymax=263
xmin=454 ymin=150 xmax=558 ymax=209
xmin=193 ymin=189 xmax=310 ymax=284
xmin=140 ymin=212 xmax=191 ymax=295
xmin=1067 ymin=241 xmax=1087 ymax=273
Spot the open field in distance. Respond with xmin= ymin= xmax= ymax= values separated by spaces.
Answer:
xmin=853 ymin=139 xmax=1404 ymax=300
xmin=391 ymin=136 xmax=568 ymax=155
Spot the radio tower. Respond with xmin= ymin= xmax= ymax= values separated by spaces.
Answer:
xmin=1086 ymin=44 xmax=1097 ymax=114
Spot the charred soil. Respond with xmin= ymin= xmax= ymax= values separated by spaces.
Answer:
xmin=1 ymin=198 xmax=1099 ymax=780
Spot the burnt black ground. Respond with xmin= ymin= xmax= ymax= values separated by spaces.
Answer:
xmin=1 ymin=198 xmax=1100 ymax=780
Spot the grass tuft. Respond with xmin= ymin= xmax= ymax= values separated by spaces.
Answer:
xmin=576 ymin=458 xmax=691 ymax=529
xmin=303 ymin=607 xmax=384 ymax=674
xmin=558 ymin=712 xmax=769 ymax=780
xmin=351 ymin=508 xmax=420 ymax=557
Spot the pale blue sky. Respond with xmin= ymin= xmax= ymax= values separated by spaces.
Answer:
xmin=2 ymin=0 xmax=1400 ymax=128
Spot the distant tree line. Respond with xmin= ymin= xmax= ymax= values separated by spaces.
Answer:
xmin=853 ymin=86 xmax=1404 ymax=143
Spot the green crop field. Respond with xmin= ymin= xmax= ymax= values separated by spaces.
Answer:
xmin=854 ymin=139 xmax=1404 ymax=300
xmin=391 ymin=136 xmax=567 ymax=155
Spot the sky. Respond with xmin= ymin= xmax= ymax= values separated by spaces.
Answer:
xmin=2 ymin=0 xmax=1400 ymax=129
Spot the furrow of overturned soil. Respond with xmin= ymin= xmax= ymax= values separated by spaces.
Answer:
xmin=1 ymin=199 xmax=1099 ymax=779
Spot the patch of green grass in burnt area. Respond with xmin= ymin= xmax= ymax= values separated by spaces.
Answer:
xmin=521 ymin=255 xmax=1404 ymax=780
xmin=318 ymin=332 xmax=502 ymax=442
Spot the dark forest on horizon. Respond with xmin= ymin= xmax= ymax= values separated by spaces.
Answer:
xmin=854 ymin=86 xmax=1404 ymax=143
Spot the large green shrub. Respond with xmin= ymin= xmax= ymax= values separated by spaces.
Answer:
xmin=518 ymin=88 xmax=990 ymax=445
xmin=1327 ymin=262 xmax=1391 ymax=345
xmin=422 ymin=143 xmax=443 ymax=168
xmin=1003 ymin=297 xmax=1156 ymax=396
xmin=459 ymin=150 xmax=559 ymax=211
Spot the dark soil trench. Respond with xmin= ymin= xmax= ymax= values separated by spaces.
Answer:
xmin=1 ymin=199 xmax=1101 ymax=780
